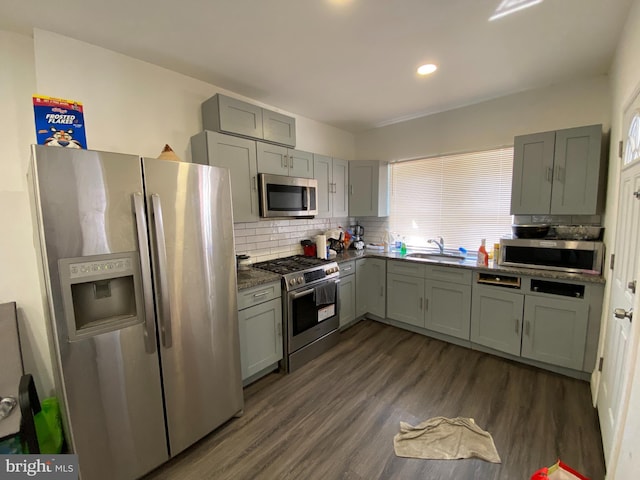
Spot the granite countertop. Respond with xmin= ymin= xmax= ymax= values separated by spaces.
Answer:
xmin=334 ymin=248 xmax=606 ymax=284
xmin=237 ymin=247 xmax=605 ymax=291
xmin=237 ymin=268 xmax=281 ymax=291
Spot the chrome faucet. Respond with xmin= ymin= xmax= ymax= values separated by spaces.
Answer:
xmin=428 ymin=237 xmax=445 ymax=254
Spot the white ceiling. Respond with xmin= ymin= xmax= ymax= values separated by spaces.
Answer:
xmin=0 ymin=0 xmax=633 ymax=132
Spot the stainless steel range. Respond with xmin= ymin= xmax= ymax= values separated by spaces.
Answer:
xmin=253 ymin=255 xmax=340 ymax=372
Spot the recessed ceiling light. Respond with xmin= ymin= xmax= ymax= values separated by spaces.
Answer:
xmin=489 ymin=0 xmax=544 ymax=21
xmin=417 ymin=64 xmax=438 ymax=76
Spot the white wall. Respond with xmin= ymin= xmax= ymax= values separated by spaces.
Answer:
xmin=32 ymin=30 xmax=356 ymax=161
xmin=0 ymin=28 xmax=356 ymax=397
xmin=602 ymin=0 xmax=640 ymax=476
xmin=0 ymin=30 xmax=54 ymax=396
xmin=355 ymin=75 xmax=611 ymax=162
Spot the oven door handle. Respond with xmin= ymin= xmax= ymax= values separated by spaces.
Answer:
xmin=292 ymin=288 xmax=314 ymax=299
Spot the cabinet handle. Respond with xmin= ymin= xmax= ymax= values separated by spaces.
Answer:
xmin=253 ymin=291 xmax=269 ymax=298
xmin=349 ymin=185 xmax=353 ymax=195
xmin=419 ymin=297 xmax=423 ymax=310
xmin=546 ymin=167 xmax=553 ymax=183
xmin=515 ymin=318 xmax=520 ymax=335
xmin=525 ymin=319 xmax=530 ymax=336
xmin=276 ymin=321 xmax=282 ymax=337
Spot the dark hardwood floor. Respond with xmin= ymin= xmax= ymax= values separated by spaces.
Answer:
xmin=145 ymin=320 xmax=605 ymax=480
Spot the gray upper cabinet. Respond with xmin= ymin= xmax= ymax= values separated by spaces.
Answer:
xmin=257 ymin=143 xmax=313 ymax=178
xmin=314 ymin=154 xmax=349 ymax=218
xmin=511 ymin=124 xmax=604 ymax=215
xmin=190 ymin=131 xmax=259 ymax=223
xmin=263 ymin=109 xmax=296 ymax=147
xmin=202 ymin=94 xmax=296 ymax=147
xmin=202 ymin=94 xmax=263 ymax=139
xmin=349 ymin=160 xmax=390 ymax=217
xmin=521 ymin=295 xmax=588 ymax=370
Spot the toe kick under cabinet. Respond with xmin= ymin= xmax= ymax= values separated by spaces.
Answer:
xmin=470 ymin=273 xmax=603 ymax=376
xmin=237 ymin=281 xmax=283 ymax=385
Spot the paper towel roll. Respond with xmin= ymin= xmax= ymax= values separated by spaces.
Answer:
xmin=315 ymin=235 xmax=327 ymax=259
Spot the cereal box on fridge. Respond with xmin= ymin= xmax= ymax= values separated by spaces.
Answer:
xmin=33 ymin=95 xmax=87 ymax=149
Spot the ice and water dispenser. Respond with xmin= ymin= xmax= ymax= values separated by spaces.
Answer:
xmin=58 ymin=252 xmax=145 ymax=341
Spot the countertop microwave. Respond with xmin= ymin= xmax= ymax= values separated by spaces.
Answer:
xmin=498 ymin=238 xmax=605 ymax=275
xmin=259 ymin=173 xmax=318 ymax=218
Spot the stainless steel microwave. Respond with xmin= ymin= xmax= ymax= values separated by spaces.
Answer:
xmin=259 ymin=173 xmax=318 ymax=218
xmin=498 ymin=238 xmax=605 ymax=275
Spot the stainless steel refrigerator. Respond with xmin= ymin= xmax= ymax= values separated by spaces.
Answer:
xmin=29 ymin=145 xmax=243 ymax=479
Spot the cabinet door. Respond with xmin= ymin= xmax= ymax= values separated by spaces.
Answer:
xmin=314 ymin=154 xmax=332 ymax=218
xmin=387 ymin=273 xmax=425 ymax=327
xmin=355 ymin=258 xmax=369 ymax=317
xmin=257 ymin=142 xmax=289 ymax=176
xmin=332 ymin=158 xmax=349 ymax=218
xmin=238 ymin=298 xmax=283 ymax=380
xmin=550 ymin=124 xmax=603 ymax=215
xmin=369 ymin=258 xmax=387 ymax=318
xmin=470 ymin=285 xmax=524 ymax=356
xmin=288 ymin=149 xmax=314 ymax=178
xmin=192 ymin=131 xmax=259 ymax=223
xmin=425 ymin=280 xmax=471 ymax=340
xmin=338 ymin=274 xmax=356 ymax=328
xmin=349 ymin=162 xmax=376 ymax=216
xmin=510 ymin=131 xmax=555 ymax=214
xmin=215 ymin=94 xmax=264 ymax=138
xmin=521 ymin=296 xmax=588 ymax=370
xmin=262 ymin=110 xmax=296 ymax=147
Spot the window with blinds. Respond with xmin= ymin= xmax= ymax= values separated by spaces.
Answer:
xmin=389 ymin=147 xmax=514 ymax=252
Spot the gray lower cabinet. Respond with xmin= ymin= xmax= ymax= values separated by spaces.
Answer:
xmin=191 ymin=131 xmax=259 ymax=223
xmin=237 ymin=282 xmax=283 ymax=383
xmin=338 ymin=260 xmax=356 ymax=328
xmin=521 ymin=295 xmax=588 ymax=370
xmin=257 ymin=142 xmax=314 ymax=178
xmin=387 ymin=273 xmax=425 ymax=327
xmin=425 ymin=280 xmax=471 ymax=340
xmin=470 ymin=285 xmax=524 ymax=356
xmin=356 ymin=258 xmax=386 ymax=318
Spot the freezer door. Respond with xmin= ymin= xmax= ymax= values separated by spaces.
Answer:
xmin=30 ymin=146 xmax=169 ymax=479
xmin=142 ymin=158 xmax=243 ymax=456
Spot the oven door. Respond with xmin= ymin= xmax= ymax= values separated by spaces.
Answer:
xmin=287 ymin=278 xmax=339 ymax=353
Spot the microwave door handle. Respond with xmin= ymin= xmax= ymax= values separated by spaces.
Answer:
xmin=303 ymin=187 xmax=309 ymax=211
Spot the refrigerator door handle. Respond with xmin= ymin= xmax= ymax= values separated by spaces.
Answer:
xmin=151 ymin=193 xmax=173 ymax=349
xmin=132 ymin=192 xmax=158 ymax=354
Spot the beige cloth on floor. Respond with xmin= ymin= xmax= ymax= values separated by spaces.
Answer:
xmin=393 ymin=416 xmax=501 ymax=463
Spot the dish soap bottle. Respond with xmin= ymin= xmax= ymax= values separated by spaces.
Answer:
xmin=400 ymin=237 xmax=407 ymax=255
xmin=477 ymin=239 xmax=488 ymax=266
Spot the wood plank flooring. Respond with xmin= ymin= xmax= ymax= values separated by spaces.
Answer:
xmin=144 ymin=320 xmax=605 ymax=480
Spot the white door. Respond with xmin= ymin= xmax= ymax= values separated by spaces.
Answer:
xmin=597 ymin=108 xmax=640 ymax=465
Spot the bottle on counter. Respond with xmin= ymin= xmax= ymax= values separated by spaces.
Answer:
xmin=400 ymin=237 xmax=407 ymax=255
xmin=493 ymin=242 xmax=500 ymax=266
xmin=477 ymin=239 xmax=488 ymax=266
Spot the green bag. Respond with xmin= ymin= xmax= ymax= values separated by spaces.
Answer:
xmin=33 ymin=397 xmax=63 ymax=454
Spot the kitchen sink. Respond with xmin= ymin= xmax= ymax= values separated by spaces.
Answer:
xmin=405 ymin=252 xmax=466 ymax=263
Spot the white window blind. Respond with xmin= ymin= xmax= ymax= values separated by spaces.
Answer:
xmin=389 ymin=147 xmax=514 ymax=252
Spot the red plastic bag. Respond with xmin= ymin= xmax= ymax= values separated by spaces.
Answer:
xmin=530 ymin=460 xmax=590 ymax=480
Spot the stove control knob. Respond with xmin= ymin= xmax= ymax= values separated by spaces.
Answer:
xmin=289 ymin=279 xmax=296 ymax=286
xmin=297 ymin=277 xmax=303 ymax=284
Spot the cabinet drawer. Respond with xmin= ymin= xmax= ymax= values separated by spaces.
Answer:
xmin=387 ymin=260 xmax=425 ymax=278
xmin=425 ymin=265 xmax=472 ymax=285
xmin=339 ymin=260 xmax=356 ymax=277
xmin=238 ymin=281 xmax=281 ymax=310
